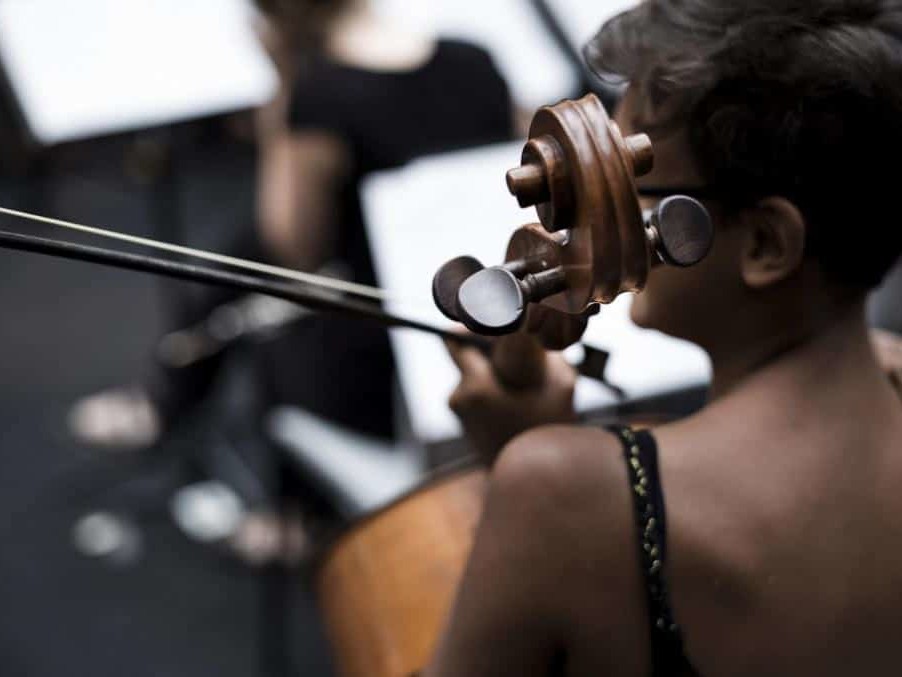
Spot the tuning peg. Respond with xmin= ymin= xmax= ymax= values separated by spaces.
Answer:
xmin=456 ymin=266 xmax=567 ymax=335
xmin=624 ymin=134 xmax=654 ymax=176
xmin=432 ymin=256 xmax=486 ymax=321
xmin=506 ymin=163 xmax=549 ymax=208
xmin=646 ymin=195 xmax=714 ymax=267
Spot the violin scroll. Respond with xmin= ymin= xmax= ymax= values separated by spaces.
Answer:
xmin=433 ymin=93 xmax=715 ymax=346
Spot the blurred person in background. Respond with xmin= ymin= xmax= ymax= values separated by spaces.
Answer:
xmin=69 ymin=0 xmax=513 ymax=449
xmin=68 ymin=0 xmax=513 ymax=564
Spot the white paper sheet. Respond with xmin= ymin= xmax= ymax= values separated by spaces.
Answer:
xmin=0 ymin=0 xmax=278 ymax=144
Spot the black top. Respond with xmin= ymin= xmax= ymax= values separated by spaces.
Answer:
xmin=611 ymin=425 xmax=694 ymax=676
xmin=287 ymin=38 xmax=512 ymax=288
xmin=289 ymin=39 xmax=512 ymax=173
xmin=262 ymin=40 xmax=512 ymax=437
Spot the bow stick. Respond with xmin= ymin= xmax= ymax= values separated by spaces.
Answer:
xmin=0 ymin=226 xmax=480 ymax=345
xmin=0 ymin=205 xmax=623 ymax=394
xmin=0 ymin=206 xmax=390 ymax=301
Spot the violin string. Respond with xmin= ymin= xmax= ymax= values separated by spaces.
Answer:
xmin=0 ymin=205 xmax=426 ymax=306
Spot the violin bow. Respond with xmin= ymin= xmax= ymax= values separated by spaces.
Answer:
xmin=0 ymin=205 xmax=480 ymax=346
xmin=0 ymin=205 xmax=625 ymax=395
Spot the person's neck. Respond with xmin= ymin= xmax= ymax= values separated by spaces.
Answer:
xmin=708 ymin=297 xmax=870 ymax=400
xmin=328 ymin=0 xmax=370 ymax=35
xmin=325 ymin=2 xmax=435 ymax=72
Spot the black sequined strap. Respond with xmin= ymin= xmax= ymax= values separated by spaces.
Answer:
xmin=610 ymin=426 xmax=689 ymax=676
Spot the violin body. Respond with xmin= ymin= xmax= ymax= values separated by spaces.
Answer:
xmin=317 ymin=466 xmax=488 ymax=677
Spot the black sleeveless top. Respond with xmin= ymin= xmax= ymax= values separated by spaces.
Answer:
xmin=261 ymin=40 xmax=512 ymax=437
xmin=610 ymin=426 xmax=695 ymax=676
xmin=286 ymin=38 xmax=511 ymax=291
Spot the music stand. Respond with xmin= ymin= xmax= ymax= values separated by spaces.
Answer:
xmin=0 ymin=0 xmax=277 ymax=147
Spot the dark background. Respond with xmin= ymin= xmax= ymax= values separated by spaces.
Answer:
xmin=0 ymin=125 xmax=334 ymax=677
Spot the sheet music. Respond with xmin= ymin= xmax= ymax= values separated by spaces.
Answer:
xmin=0 ymin=0 xmax=278 ymax=144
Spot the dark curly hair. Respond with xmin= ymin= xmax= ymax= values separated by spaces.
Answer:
xmin=585 ymin=0 xmax=902 ymax=290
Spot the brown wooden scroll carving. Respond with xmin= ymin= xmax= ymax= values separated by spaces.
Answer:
xmin=433 ymin=93 xmax=713 ymax=346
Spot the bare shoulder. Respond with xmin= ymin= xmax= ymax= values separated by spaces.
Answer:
xmin=486 ymin=424 xmax=638 ymax=557
xmin=492 ymin=424 xmax=632 ymax=510
xmin=487 ymin=425 xmax=653 ymax=672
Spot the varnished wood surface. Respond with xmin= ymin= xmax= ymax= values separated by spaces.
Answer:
xmin=506 ymin=93 xmax=653 ymax=313
xmin=436 ymin=93 xmax=711 ymax=348
xmin=317 ymin=468 xmax=488 ymax=677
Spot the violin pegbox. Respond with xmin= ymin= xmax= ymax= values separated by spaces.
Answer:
xmin=433 ymin=93 xmax=714 ymax=341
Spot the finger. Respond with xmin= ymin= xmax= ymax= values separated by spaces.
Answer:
xmin=546 ymin=351 xmax=578 ymax=389
xmin=444 ymin=336 xmax=494 ymax=380
xmin=492 ymin=333 xmax=546 ymax=390
xmin=448 ymin=378 xmax=501 ymax=416
xmin=448 ymin=384 xmax=469 ymax=415
xmin=526 ymin=305 xmax=590 ymax=350
xmin=448 ymin=384 xmax=485 ymax=414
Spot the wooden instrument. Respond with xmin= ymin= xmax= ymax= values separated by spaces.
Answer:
xmin=433 ymin=93 xmax=713 ymax=349
xmin=318 ymin=464 xmax=487 ymax=677
xmin=319 ymin=93 xmax=714 ymax=677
